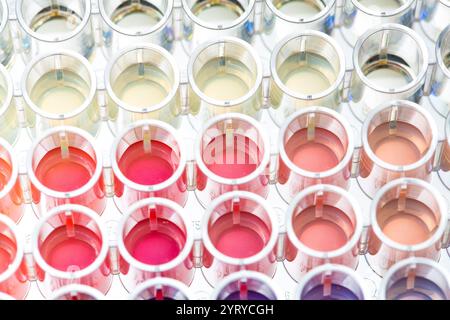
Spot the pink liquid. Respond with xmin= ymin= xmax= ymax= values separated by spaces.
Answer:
xmin=209 ymin=211 xmax=270 ymax=259
xmin=0 ymin=158 xmax=12 ymax=191
xmin=0 ymin=233 xmax=15 ymax=274
xmin=203 ymin=134 xmax=261 ymax=179
xmin=293 ymin=205 xmax=354 ymax=252
xmin=377 ymin=199 xmax=436 ymax=245
xmin=118 ymin=141 xmax=177 ymax=185
xmin=285 ymin=128 xmax=345 ymax=172
xmin=40 ymin=225 xmax=102 ymax=272
xmin=125 ymin=218 xmax=186 ymax=265
xmin=368 ymin=122 xmax=428 ymax=166
xmin=35 ymin=147 xmax=96 ymax=192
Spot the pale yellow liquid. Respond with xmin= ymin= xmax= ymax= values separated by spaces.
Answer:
xmin=358 ymin=0 xmax=403 ymax=11
xmin=113 ymin=64 xmax=171 ymax=109
xmin=31 ymin=7 xmax=81 ymax=36
xmin=278 ymin=52 xmax=335 ymax=95
xmin=366 ymin=67 xmax=412 ymax=89
xmin=276 ymin=0 xmax=324 ymax=18
xmin=191 ymin=0 xmax=244 ymax=24
xmin=195 ymin=58 xmax=253 ymax=100
xmin=30 ymin=70 xmax=89 ymax=115
xmin=112 ymin=3 xmax=163 ymax=31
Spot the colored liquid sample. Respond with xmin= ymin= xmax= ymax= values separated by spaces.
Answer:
xmin=276 ymin=0 xmax=324 ymax=18
xmin=30 ymin=70 xmax=90 ymax=115
xmin=203 ymin=134 xmax=260 ymax=179
xmin=192 ymin=0 xmax=243 ymax=24
xmin=368 ymin=121 xmax=428 ymax=166
xmin=209 ymin=211 xmax=270 ymax=259
xmin=40 ymin=225 xmax=102 ymax=272
xmin=112 ymin=3 xmax=163 ymax=31
xmin=125 ymin=218 xmax=186 ymax=265
xmin=225 ymin=290 xmax=269 ymax=300
xmin=0 ymin=158 xmax=12 ymax=191
xmin=358 ymin=0 xmax=402 ymax=11
xmin=118 ymin=141 xmax=177 ymax=185
xmin=388 ymin=277 xmax=447 ymax=300
xmin=0 ymin=233 xmax=15 ymax=274
xmin=112 ymin=64 xmax=171 ymax=109
xmin=285 ymin=128 xmax=345 ymax=172
xmin=293 ymin=205 xmax=353 ymax=252
xmin=35 ymin=147 xmax=96 ymax=192
xmin=195 ymin=57 xmax=252 ymax=101
xmin=302 ymin=284 xmax=360 ymax=300
xmin=278 ymin=52 xmax=335 ymax=95
xmin=377 ymin=199 xmax=436 ymax=245
xmin=31 ymin=7 xmax=81 ymax=36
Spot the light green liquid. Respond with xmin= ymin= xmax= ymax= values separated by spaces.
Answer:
xmin=31 ymin=6 xmax=81 ymax=36
xmin=112 ymin=1 xmax=163 ymax=31
xmin=191 ymin=0 xmax=244 ymax=24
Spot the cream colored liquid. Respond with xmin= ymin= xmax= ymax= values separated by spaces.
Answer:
xmin=358 ymin=0 xmax=403 ymax=11
xmin=196 ymin=58 xmax=252 ymax=101
xmin=191 ymin=0 xmax=244 ymax=24
xmin=113 ymin=64 xmax=171 ymax=109
xmin=30 ymin=70 xmax=89 ymax=115
xmin=366 ymin=67 xmax=412 ymax=89
xmin=31 ymin=7 xmax=81 ymax=36
xmin=116 ymin=11 xmax=161 ymax=29
xmin=112 ymin=2 xmax=163 ymax=31
xmin=277 ymin=0 xmax=323 ymax=18
xmin=278 ymin=52 xmax=335 ymax=95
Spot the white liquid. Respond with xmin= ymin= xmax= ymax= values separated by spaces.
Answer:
xmin=196 ymin=58 xmax=252 ymax=100
xmin=30 ymin=70 xmax=89 ymax=115
xmin=116 ymin=11 xmax=161 ymax=29
xmin=358 ymin=0 xmax=402 ymax=11
xmin=366 ymin=67 xmax=411 ymax=89
xmin=113 ymin=64 xmax=171 ymax=109
xmin=278 ymin=1 xmax=322 ymax=18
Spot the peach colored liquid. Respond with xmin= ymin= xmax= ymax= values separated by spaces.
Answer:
xmin=368 ymin=122 xmax=428 ymax=166
xmin=40 ymin=225 xmax=102 ymax=272
xmin=203 ymin=134 xmax=260 ymax=179
xmin=209 ymin=211 xmax=270 ymax=259
xmin=294 ymin=205 xmax=353 ymax=252
xmin=125 ymin=219 xmax=186 ymax=265
xmin=118 ymin=141 xmax=177 ymax=186
xmin=285 ymin=128 xmax=345 ymax=172
xmin=35 ymin=147 xmax=96 ymax=192
xmin=0 ymin=158 xmax=12 ymax=191
xmin=377 ymin=199 xmax=436 ymax=245
xmin=0 ymin=233 xmax=15 ymax=274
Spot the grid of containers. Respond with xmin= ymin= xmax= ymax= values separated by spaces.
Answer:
xmin=0 ymin=0 xmax=448 ymax=300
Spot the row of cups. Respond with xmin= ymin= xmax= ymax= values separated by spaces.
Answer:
xmin=0 ymin=99 xmax=447 ymax=223
xmin=3 ymin=258 xmax=450 ymax=300
xmin=0 ymin=21 xmax=449 ymax=145
xmin=0 ymin=99 xmax=449 ymax=223
xmin=0 ymin=0 xmax=448 ymax=65
xmin=0 ymin=179 xmax=448 ymax=300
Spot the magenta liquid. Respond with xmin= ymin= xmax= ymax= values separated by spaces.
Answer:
xmin=125 ymin=218 xmax=186 ymax=265
xmin=35 ymin=147 xmax=96 ymax=192
xmin=209 ymin=211 xmax=270 ymax=259
xmin=118 ymin=141 xmax=178 ymax=185
xmin=40 ymin=225 xmax=102 ymax=272
xmin=203 ymin=134 xmax=261 ymax=179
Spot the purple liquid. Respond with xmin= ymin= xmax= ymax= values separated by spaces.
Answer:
xmin=302 ymin=284 xmax=359 ymax=300
xmin=224 ymin=291 xmax=269 ymax=300
xmin=389 ymin=277 xmax=446 ymax=300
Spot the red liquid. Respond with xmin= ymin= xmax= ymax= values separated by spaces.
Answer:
xmin=294 ymin=205 xmax=353 ymax=252
xmin=203 ymin=134 xmax=261 ymax=179
xmin=125 ymin=218 xmax=186 ymax=265
xmin=35 ymin=147 xmax=96 ymax=192
xmin=118 ymin=141 xmax=177 ymax=185
xmin=40 ymin=225 xmax=102 ymax=272
xmin=0 ymin=158 xmax=12 ymax=191
xmin=209 ymin=211 xmax=270 ymax=259
xmin=285 ymin=128 xmax=345 ymax=172
xmin=0 ymin=233 xmax=15 ymax=274
xmin=368 ymin=122 xmax=428 ymax=166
